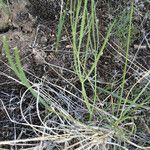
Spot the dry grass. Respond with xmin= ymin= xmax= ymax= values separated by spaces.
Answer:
xmin=0 ymin=0 xmax=150 ymax=150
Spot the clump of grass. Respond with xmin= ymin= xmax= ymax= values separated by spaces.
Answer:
xmin=55 ymin=1 xmax=150 ymax=149
xmin=104 ymin=1 xmax=150 ymax=149
xmin=2 ymin=0 xmax=150 ymax=149
xmin=2 ymin=35 xmax=112 ymax=150
xmin=69 ymin=0 xmax=115 ymax=120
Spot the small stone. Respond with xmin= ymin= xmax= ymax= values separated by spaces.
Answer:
xmin=0 ymin=8 xmax=10 ymax=32
xmin=32 ymin=48 xmax=46 ymax=65
xmin=40 ymin=36 xmax=47 ymax=44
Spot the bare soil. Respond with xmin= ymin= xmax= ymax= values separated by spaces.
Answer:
xmin=0 ymin=0 xmax=150 ymax=149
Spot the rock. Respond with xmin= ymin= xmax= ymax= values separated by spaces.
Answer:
xmin=0 ymin=8 xmax=10 ymax=32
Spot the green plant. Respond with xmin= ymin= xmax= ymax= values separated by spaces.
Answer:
xmin=56 ymin=0 xmax=68 ymax=50
xmin=0 ymin=0 xmax=5 ymax=5
xmin=70 ymin=0 xmax=115 ymax=120
xmin=2 ymin=0 xmax=150 ymax=149
xmin=0 ymin=0 xmax=11 ymax=16
xmin=3 ymin=36 xmax=50 ymax=109
xmin=0 ymin=0 xmax=9 ymax=8
xmin=113 ymin=5 xmax=138 ymax=49
xmin=117 ymin=1 xmax=134 ymax=117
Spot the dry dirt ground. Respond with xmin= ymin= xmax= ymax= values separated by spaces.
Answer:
xmin=0 ymin=0 xmax=150 ymax=149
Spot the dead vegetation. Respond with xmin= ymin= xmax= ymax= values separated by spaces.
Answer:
xmin=0 ymin=0 xmax=150 ymax=149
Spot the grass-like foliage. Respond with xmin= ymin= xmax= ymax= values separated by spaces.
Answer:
xmin=56 ymin=0 xmax=68 ymax=50
xmin=0 ymin=0 xmax=6 ymax=5
xmin=69 ymin=0 xmax=115 ymax=120
xmin=2 ymin=0 xmax=150 ymax=149
xmin=2 ymin=36 xmax=50 ymax=109
xmin=117 ymin=0 xmax=134 ymax=117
